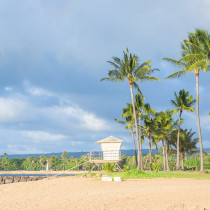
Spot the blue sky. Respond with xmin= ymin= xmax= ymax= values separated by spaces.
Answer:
xmin=0 ymin=0 xmax=209 ymax=154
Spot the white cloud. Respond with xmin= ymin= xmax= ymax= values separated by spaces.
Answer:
xmin=5 ymin=144 xmax=45 ymax=155
xmin=82 ymin=111 xmax=110 ymax=131
xmin=0 ymin=98 xmax=29 ymax=122
xmin=51 ymin=105 xmax=111 ymax=131
xmin=4 ymin=86 xmax=13 ymax=92
xmin=201 ymin=114 xmax=210 ymax=129
xmin=183 ymin=108 xmax=210 ymax=130
xmin=24 ymin=82 xmax=72 ymax=105
xmin=21 ymin=130 xmax=67 ymax=142
xmin=27 ymin=86 xmax=54 ymax=97
xmin=0 ymin=83 xmax=112 ymax=132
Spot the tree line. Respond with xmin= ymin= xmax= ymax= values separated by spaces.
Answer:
xmin=0 ymin=151 xmax=209 ymax=172
xmin=0 ymin=151 xmax=83 ymax=171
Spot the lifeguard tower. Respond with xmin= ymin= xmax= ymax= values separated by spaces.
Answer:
xmin=89 ymin=136 xmax=123 ymax=171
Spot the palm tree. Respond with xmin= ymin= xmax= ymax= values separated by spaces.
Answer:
xmin=61 ymin=151 xmax=68 ymax=159
xmin=171 ymin=129 xmax=198 ymax=169
xmin=40 ymin=155 xmax=45 ymax=170
xmin=1 ymin=153 xmax=7 ymax=159
xmin=135 ymin=93 xmax=145 ymax=170
xmin=163 ymin=29 xmax=210 ymax=172
xmin=142 ymin=103 xmax=156 ymax=170
xmin=61 ymin=151 xmax=68 ymax=170
xmin=171 ymin=89 xmax=196 ymax=170
xmin=1 ymin=153 xmax=8 ymax=169
xmin=164 ymin=121 xmax=177 ymax=171
xmin=47 ymin=157 xmax=54 ymax=170
xmin=26 ymin=157 xmax=32 ymax=170
xmin=154 ymin=110 xmax=174 ymax=171
xmin=115 ymin=103 xmax=138 ymax=166
xmin=101 ymin=48 xmax=159 ymax=169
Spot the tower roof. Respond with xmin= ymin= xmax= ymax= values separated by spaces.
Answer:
xmin=96 ymin=136 xmax=123 ymax=143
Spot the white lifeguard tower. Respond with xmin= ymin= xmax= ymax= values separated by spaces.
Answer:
xmin=89 ymin=136 xmax=123 ymax=171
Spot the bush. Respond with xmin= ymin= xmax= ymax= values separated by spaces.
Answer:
xmin=103 ymin=163 xmax=115 ymax=172
xmin=152 ymin=163 xmax=160 ymax=172
xmin=185 ymin=157 xmax=200 ymax=169
xmin=123 ymin=164 xmax=130 ymax=172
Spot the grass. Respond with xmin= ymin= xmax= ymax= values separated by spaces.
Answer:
xmin=84 ymin=170 xmax=210 ymax=180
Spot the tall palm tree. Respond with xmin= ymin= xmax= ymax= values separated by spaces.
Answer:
xmin=163 ymin=29 xmax=210 ymax=172
xmin=171 ymin=89 xmax=196 ymax=170
xmin=142 ymin=103 xmax=156 ymax=170
xmin=122 ymin=104 xmax=138 ymax=166
xmin=135 ymin=93 xmax=145 ymax=170
xmin=101 ymin=48 xmax=159 ymax=169
xmin=171 ymin=129 xmax=198 ymax=169
xmin=115 ymin=103 xmax=138 ymax=166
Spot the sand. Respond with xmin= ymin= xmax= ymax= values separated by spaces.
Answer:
xmin=0 ymin=176 xmax=209 ymax=210
xmin=0 ymin=170 xmax=83 ymax=175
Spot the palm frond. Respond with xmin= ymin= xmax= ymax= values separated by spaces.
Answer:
xmin=170 ymin=99 xmax=178 ymax=107
xmin=188 ymin=59 xmax=207 ymax=71
xmin=163 ymin=70 xmax=189 ymax=80
xmin=135 ymin=66 xmax=151 ymax=76
xmin=133 ymin=82 xmax=144 ymax=97
xmin=179 ymin=53 xmax=204 ymax=63
xmin=107 ymin=61 xmax=120 ymax=69
xmin=195 ymin=29 xmax=210 ymax=50
xmin=183 ymin=40 xmax=203 ymax=52
xmin=163 ymin=58 xmax=187 ymax=69
xmin=138 ymin=60 xmax=151 ymax=70
xmin=139 ymin=76 xmax=160 ymax=82
xmin=114 ymin=119 xmax=126 ymax=125
xmin=100 ymin=77 xmax=123 ymax=82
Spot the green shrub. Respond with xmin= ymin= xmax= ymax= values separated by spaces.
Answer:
xmin=103 ymin=163 xmax=115 ymax=172
xmin=185 ymin=158 xmax=200 ymax=169
xmin=152 ymin=163 xmax=160 ymax=172
xmin=123 ymin=164 xmax=130 ymax=172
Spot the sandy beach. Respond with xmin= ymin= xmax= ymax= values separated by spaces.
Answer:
xmin=0 ymin=170 xmax=84 ymax=175
xmin=0 ymin=176 xmax=209 ymax=210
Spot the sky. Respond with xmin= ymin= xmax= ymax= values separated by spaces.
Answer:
xmin=0 ymin=0 xmax=209 ymax=154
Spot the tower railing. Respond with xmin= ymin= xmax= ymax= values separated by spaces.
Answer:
xmin=89 ymin=150 xmax=121 ymax=162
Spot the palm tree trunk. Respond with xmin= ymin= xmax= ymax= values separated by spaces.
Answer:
xmin=148 ymin=134 xmax=152 ymax=170
xmin=165 ymin=140 xmax=170 ymax=171
xmin=131 ymin=127 xmax=138 ymax=167
xmin=130 ymin=84 xmax=141 ymax=170
xmin=181 ymin=153 xmax=184 ymax=169
xmin=195 ymin=72 xmax=204 ymax=173
xmin=176 ymin=109 xmax=182 ymax=170
xmin=162 ymin=139 xmax=166 ymax=171
xmin=139 ymin=115 xmax=143 ymax=170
